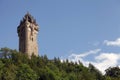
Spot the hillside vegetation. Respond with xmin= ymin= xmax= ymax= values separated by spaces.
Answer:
xmin=0 ymin=47 xmax=120 ymax=80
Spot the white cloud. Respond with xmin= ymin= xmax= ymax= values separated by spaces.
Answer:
xmin=93 ymin=53 xmax=120 ymax=74
xmin=69 ymin=49 xmax=101 ymax=58
xmin=104 ymin=38 xmax=120 ymax=47
xmin=63 ymin=49 xmax=120 ymax=74
xmin=68 ymin=49 xmax=101 ymax=65
xmin=67 ymin=49 xmax=101 ymax=67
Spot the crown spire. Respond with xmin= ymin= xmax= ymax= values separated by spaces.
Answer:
xmin=19 ymin=12 xmax=38 ymax=26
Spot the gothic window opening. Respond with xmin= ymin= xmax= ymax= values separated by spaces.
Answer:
xmin=32 ymin=37 xmax=33 ymax=41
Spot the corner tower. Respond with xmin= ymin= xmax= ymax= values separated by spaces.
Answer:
xmin=17 ymin=13 xmax=39 ymax=57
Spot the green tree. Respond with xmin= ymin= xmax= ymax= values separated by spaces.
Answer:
xmin=1 ymin=64 xmax=17 ymax=80
xmin=89 ymin=63 xmax=104 ymax=80
xmin=105 ymin=67 xmax=120 ymax=78
xmin=16 ymin=64 xmax=37 ymax=80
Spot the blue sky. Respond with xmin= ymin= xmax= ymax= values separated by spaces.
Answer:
xmin=1 ymin=0 xmax=120 ymax=73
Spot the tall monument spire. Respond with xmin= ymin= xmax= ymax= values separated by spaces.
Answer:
xmin=17 ymin=13 xmax=39 ymax=57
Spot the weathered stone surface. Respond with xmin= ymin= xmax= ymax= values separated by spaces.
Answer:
xmin=17 ymin=13 xmax=39 ymax=57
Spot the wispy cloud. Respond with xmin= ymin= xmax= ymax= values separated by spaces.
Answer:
xmin=63 ymin=49 xmax=120 ymax=74
xmin=93 ymin=42 xmax=100 ymax=46
xmin=104 ymin=38 xmax=120 ymax=47
xmin=67 ymin=49 xmax=101 ymax=66
xmin=69 ymin=49 xmax=101 ymax=58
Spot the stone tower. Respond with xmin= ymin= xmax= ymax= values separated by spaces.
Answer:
xmin=17 ymin=13 xmax=39 ymax=57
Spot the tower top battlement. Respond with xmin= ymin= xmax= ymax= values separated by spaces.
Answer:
xmin=18 ymin=12 xmax=38 ymax=28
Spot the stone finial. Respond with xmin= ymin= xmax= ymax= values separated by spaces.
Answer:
xmin=19 ymin=12 xmax=38 ymax=26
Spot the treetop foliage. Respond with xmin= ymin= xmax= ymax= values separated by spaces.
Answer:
xmin=0 ymin=47 xmax=119 ymax=80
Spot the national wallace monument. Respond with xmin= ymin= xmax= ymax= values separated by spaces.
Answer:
xmin=17 ymin=13 xmax=39 ymax=57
